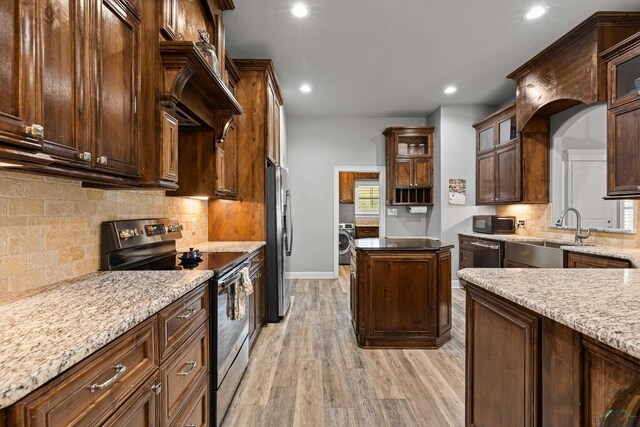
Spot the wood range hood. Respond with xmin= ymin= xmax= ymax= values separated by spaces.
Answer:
xmin=159 ymin=41 xmax=243 ymax=139
xmin=508 ymin=12 xmax=640 ymax=132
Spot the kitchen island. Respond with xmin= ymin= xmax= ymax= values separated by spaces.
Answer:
xmin=459 ymin=268 xmax=640 ymax=427
xmin=350 ymin=238 xmax=454 ymax=349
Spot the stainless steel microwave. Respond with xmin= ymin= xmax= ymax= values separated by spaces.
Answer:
xmin=472 ymin=215 xmax=516 ymax=234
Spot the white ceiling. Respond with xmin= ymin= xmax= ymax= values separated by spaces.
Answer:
xmin=224 ymin=0 xmax=640 ymax=117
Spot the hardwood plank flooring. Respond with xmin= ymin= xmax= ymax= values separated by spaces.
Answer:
xmin=223 ymin=265 xmax=465 ymax=426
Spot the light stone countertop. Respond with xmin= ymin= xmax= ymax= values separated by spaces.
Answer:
xmin=458 ymin=232 xmax=640 ymax=267
xmin=458 ymin=268 xmax=640 ymax=360
xmin=0 ymin=270 xmax=214 ymax=408
xmin=354 ymin=219 xmax=379 ymax=227
xmin=179 ymin=241 xmax=265 ymax=254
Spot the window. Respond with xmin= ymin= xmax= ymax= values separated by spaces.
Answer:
xmin=355 ymin=181 xmax=380 ymax=215
xmin=621 ymin=200 xmax=634 ymax=230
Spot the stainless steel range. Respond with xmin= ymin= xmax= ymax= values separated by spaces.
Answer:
xmin=101 ymin=218 xmax=251 ymax=426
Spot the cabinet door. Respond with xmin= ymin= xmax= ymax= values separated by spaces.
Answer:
xmin=215 ymin=145 xmax=226 ymax=194
xmin=94 ymin=0 xmax=140 ymax=177
xmin=339 ymin=172 xmax=355 ymax=203
xmin=413 ymin=158 xmax=432 ymax=187
xmin=266 ymin=81 xmax=279 ymax=164
xmin=394 ymin=159 xmax=412 ymax=187
xmin=477 ymin=126 xmax=495 ymax=153
xmin=477 ymin=151 xmax=496 ymax=204
xmin=40 ymin=0 xmax=90 ymax=164
xmin=607 ymin=102 xmax=640 ymax=197
xmin=272 ymin=96 xmax=281 ymax=165
xmin=0 ymin=1 xmax=40 ymax=150
xmin=160 ymin=111 xmax=178 ymax=183
xmin=350 ymin=269 xmax=357 ymax=325
xmin=496 ymin=142 xmax=521 ymax=202
xmin=224 ymin=119 xmax=238 ymax=198
xmin=466 ymin=287 xmax=540 ymax=427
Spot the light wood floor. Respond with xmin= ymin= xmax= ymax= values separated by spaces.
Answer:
xmin=223 ymin=265 xmax=466 ymax=427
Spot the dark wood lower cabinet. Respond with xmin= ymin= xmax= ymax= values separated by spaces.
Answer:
xmin=464 ymin=282 xmax=640 ymax=427
xmin=249 ymin=248 xmax=266 ymax=351
xmin=7 ymin=282 xmax=210 ymax=427
xmin=466 ymin=285 xmax=540 ymax=427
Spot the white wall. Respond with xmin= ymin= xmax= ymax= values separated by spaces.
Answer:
xmin=288 ymin=116 xmax=427 ymax=275
xmin=550 ymin=103 xmax=607 ymax=222
xmin=432 ymin=106 xmax=496 ymax=284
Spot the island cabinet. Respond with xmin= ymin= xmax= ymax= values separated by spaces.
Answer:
xmin=602 ymin=32 xmax=640 ymax=198
xmin=6 ymin=282 xmax=210 ymax=427
xmin=384 ymin=127 xmax=435 ymax=206
xmin=350 ymin=239 xmax=452 ymax=348
xmin=463 ymin=282 xmax=640 ymax=427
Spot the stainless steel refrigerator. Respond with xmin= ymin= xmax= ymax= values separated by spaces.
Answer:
xmin=266 ymin=160 xmax=293 ymax=322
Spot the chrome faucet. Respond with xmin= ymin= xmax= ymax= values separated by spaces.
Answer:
xmin=556 ymin=207 xmax=590 ymax=243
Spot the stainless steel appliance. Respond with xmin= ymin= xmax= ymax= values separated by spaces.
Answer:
xmin=472 ymin=215 xmax=516 ymax=234
xmin=338 ymin=223 xmax=355 ymax=265
xmin=101 ymin=218 xmax=252 ymax=426
xmin=468 ymin=238 xmax=503 ymax=268
xmin=266 ymin=161 xmax=293 ymax=322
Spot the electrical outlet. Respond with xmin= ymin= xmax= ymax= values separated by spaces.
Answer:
xmin=517 ymin=220 xmax=526 ymax=229
xmin=387 ymin=208 xmax=398 ymax=216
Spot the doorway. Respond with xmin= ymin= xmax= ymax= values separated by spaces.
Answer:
xmin=333 ymin=166 xmax=386 ymax=278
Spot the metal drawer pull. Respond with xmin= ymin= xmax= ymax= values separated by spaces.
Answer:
xmin=150 ymin=382 xmax=162 ymax=395
xmin=89 ymin=364 xmax=126 ymax=392
xmin=177 ymin=361 xmax=197 ymax=377
xmin=470 ymin=241 xmax=500 ymax=250
xmin=177 ymin=307 xmax=197 ymax=320
xmin=186 ymin=424 xmax=197 ymax=427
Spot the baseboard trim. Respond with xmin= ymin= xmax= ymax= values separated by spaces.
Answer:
xmin=286 ymin=272 xmax=336 ymax=279
xmin=452 ymin=279 xmax=461 ymax=289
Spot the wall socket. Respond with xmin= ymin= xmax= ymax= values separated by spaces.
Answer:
xmin=517 ymin=220 xmax=526 ymax=229
xmin=387 ymin=208 xmax=398 ymax=216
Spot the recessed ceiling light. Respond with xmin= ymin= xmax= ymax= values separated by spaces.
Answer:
xmin=524 ymin=5 xmax=548 ymax=20
xmin=300 ymin=84 xmax=312 ymax=93
xmin=291 ymin=3 xmax=309 ymax=18
xmin=444 ymin=86 xmax=457 ymax=95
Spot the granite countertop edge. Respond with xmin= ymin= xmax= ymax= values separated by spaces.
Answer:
xmin=458 ymin=269 xmax=640 ymax=360
xmin=179 ymin=241 xmax=266 ymax=253
xmin=0 ymin=270 xmax=214 ymax=408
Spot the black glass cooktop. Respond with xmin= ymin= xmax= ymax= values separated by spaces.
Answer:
xmin=131 ymin=251 xmax=249 ymax=277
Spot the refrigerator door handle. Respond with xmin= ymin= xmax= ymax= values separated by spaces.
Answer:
xmin=285 ymin=190 xmax=293 ymax=256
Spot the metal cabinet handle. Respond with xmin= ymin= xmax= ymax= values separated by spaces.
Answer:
xmin=77 ymin=151 xmax=92 ymax=161
xmin=470 ymin=241 xmax=500 ymax=250
xmin=177 ymin=361 xmax=197 ymax=377
xmin=177 ymin=307 xmax=197 ymax=320
xmin=25 ymin=124 xmax=44 ymax=138
xmin=186 ymin=424 xmax=197 ymax=427
xmin=97 ymin=156 xmax=108 ymax=165
xmin=150 ymin=382 xmax=162 ymax=395
xmin=89 ymin=364 xmax=126 ymax=392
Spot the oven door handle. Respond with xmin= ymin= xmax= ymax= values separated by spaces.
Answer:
xmin=470 ymin=241 xmax=501 ymax=250
xmin=218 ymin=263 xmax=249 ymax=293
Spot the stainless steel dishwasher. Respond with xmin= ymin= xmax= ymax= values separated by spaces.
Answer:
xmin=468 ymin=238 xmax=503 ymax=268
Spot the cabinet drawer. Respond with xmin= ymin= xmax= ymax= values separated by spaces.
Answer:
xmin=158 ymin=283 xmax=208 ymax=362
xmin=249 ymin=248 xmax=264 ymax=275
xmin=459 ymin=237 xmax=474 ymax=250
xmin=13 ymin=317 xmax=157 ymax=427
xmin=566 ymin=252 xmax=631 ymax=269
xmin=102 ymin=373 xmax=160 ymax=427
xmin=160 ymin=322 xmax=209 ymax=426
xmin=356 ymin=227 xmax=379 ymax=239
xmin=172 ymin=376 xmax=209 ymax=427
xmin=460 ymin=249 xmax=474 ymax=266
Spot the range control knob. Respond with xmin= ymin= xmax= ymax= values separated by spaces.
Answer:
xmin=168 ymin=224 xmax=184 ymax=233
xmin=118 ymin=228 xmax=139 ymax=240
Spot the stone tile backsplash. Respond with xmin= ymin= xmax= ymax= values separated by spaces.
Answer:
xmin=495 ymin=202 xmax=640 ymax=247
xmin=0 ymin=171 xmax=208 ymax=296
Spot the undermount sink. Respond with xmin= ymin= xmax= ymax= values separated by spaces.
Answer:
xmin=505 ymin=240 xmax=586 ymax=268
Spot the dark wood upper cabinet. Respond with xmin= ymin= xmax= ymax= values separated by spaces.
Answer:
xmin=93 ymin=0 xmax=141 ymax=178
xmin=384 ymin=126 xmax=435 ymax=206
xmin=339 ymin=172 xmax=355 ymax=204
xmin=602 ymin=32 xmax=640 ymax=199
xmin=473 ymin=103 xmax=544 ymax=205
xmin=266 ymin=74 xmax=282 ymax=165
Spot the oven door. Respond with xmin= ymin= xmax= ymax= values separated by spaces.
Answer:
xmin=216 ymin=268 xmax=249 ymax=388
